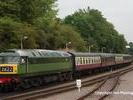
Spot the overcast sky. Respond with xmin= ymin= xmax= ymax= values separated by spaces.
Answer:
xmin=57 ymin=0 xmax=133 ymax=42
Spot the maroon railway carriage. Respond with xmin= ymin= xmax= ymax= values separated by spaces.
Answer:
xmin=70 ymin=52 xmax=132 ymax=74
xmin=70 ymin=52 xmax=102 ymax=71
xmin=123 ymin=54 xmax=133 ymax=64
xmin=100 ymin=53 xmax=115 ymax=67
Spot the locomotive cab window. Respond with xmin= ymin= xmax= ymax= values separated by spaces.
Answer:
xmin=21 ymin=58 xmax=25 ymax=64
xmin=20 ymin=57 xmax=28 ymax=64
xmin=0 ymin=56 xmax=20 ymax=64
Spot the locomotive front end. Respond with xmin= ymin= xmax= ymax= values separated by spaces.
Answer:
xmin=0 ymin=53 xmax=20 ymax=91
xmin=0 ymin=56 xmax=19 ymax=75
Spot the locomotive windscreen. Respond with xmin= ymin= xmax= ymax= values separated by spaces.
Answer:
xmin=0 ymin=56 xmax=20 ymax=64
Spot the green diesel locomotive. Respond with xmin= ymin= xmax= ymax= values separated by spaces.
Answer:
xmin=0 ymin=49 xmax=73 ymax=91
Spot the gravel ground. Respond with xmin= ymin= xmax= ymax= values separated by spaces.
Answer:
xmin=85 ymin=77 xmax=118 ymax=100
xmin=105 ymin=70 xmax=133 ymax=100
xmin=37 ymin=83 xmax=98 ymax=100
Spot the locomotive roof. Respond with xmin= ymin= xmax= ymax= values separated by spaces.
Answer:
xmin=0 ymin=49 xmax=71 ymax=58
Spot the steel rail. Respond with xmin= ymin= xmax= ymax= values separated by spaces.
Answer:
xmin=98 ymin=77 xmax=119 ymax=100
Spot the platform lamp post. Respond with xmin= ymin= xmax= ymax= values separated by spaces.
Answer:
xmin=102 ymin=47 xmax=106 ymax=53
xmin=126 ymin=45 xmax=130 ymax=54
xmin=126 ymin=45 xmax=130 ymax=49
xmin=21 ymin=36 xmax=28 ymax=49
xmin=88 ymin=45 xmax=93 ymax=53
xmin=65 ymin=42 xmax=71 ymax=50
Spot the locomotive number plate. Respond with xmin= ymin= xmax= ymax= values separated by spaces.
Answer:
xmin=0 ymin=66 xmax=13 ymax=72
xmin=0 ymin=64 xmax=17 ymax=74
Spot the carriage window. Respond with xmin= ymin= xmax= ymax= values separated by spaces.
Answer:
xmin=94 ymin=58 xmax=96 ymax=63
xmin=75 ymin=58 xmax=78 ymax=65
xmin=76 ymin=57 xmax=80 ymax=65
xmin=90 ymin=58 xmax=92 ymax=64
xmin=83 ymin=57 xmax=86 ymax=64
xmin=94 ymin=58 xmax=95 ymax=63
xmin=82 ymin=57 xmax=84 ymax=64
xmin=95 ymin=58 xmax=97 ymax=63
xmin=91 ymin=57 xmax=93 ymax=64
xmin=87 ymin=58 xmax=90 ymax=64
xmin=86 ymin=58 xmax=88 ymax=64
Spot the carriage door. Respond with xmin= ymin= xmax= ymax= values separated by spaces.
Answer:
xmin=21 ymin=56 xmax=28 ymax=73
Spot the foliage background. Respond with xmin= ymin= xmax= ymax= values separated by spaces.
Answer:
xmin=0 ymin=0 xmax=131 ymax=53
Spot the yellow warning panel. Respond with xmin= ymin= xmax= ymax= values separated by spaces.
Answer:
xmin=0 ymin=64 xmax=17 ymax=74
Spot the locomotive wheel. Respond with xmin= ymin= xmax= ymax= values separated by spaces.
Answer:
xmin=1 ymin=84 xmax=11 ymax=92
xmin=63 ymin=73 xmax=67 ymax=81
xmin=10 ymin=80 xmax=17 ymax=91
xmin=0 ymin=81 xmax=17 ymax=92
xmin=20 ymin=80 xmax=31 ymax=89
xmin=65 ymin=72 xmax=73 ymax=80
xmin=30 ymin=78 xmax=42 ymax=87
xmin=0 ymin=86 xmax=2 ymax=92
xmin=69 ymin=72 xmax=73 ymax=80
xmin=58 ymin=73 xmax=65 ymax=82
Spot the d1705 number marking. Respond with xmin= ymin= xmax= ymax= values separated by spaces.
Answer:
xmin=0 ymin=66 xmax=13 ymax=72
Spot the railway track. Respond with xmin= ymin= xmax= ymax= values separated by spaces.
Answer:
xmin=77 ymin=76 xmax=119 ymax=100
xmin=1 ymin=65 xmax=133 ymax=100
xmin=77 ymin=66 xmax=133 ymax=100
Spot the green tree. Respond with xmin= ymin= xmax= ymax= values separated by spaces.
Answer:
xmin=128 ymin=42 xmax=133 ymax=55
xmin=18 ymin=0 xmax=57 ymax=24
xmin=0 ymin=0 xmax=57 ymax=23
xmin=54 ymin=24 xmax=87 ymax=51
xmin=0 ymin=1 xmax=127 ymax=52
xmin=0 ymin=0 xmax=57 ymax=50
xmin=0 ymin=0 xmax=20 ymax=19
xmin=64 ymin=8 xmax=127 ymax=53
xmin=0 ymin=17 xmax=37 ymax=51
xmin=36 ymin=19 xmax=87 ymax=51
